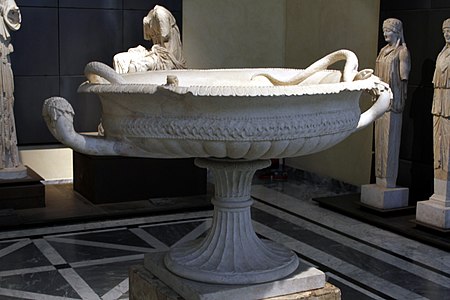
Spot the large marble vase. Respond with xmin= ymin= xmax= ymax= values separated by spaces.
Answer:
xmin=42 ymin=50 xmax=390 ymax=284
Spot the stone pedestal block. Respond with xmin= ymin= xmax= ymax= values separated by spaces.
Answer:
xmin=129 ymin=265 xmax=182 ymax=300
xmin=416 ymin=197 xmax=450 ymax=229
xmin=360 ymin=184 xmax=409 ymax=209
xmin=265 ymin=283 xmax=341 ymax=300
xmin=133 ymin=251 xmax=330 ymax=300
xmin=130 ymin=257 xmax=341 ymax=300
xmin=416 ymin=178 xmax=450 ymax=230
xmin=0 ymin=167 xmax=45 ymax=209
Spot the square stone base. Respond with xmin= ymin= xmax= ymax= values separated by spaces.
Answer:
xmin=129 ymin=264 xmax=341 ymax=300
xmin=129 ymin=251 xmax=339 ymax=300
xmin=0 ymin=166 xmax=45 ymax=210
xmin=416 ymin=198 xmax=450 ymax=229
xmin=360 ymin=184 xmax=409 ymax=209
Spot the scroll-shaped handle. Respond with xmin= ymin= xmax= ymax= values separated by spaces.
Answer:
xmin=356 ymin=81 xmax=392 ymax=131
xmin=84 ymin=61 xmax=126 ymax=84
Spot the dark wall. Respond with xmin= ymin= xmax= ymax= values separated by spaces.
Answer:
xmin=11 ymin=0 xmax=182 ymax=145
xmin=379 ymin=0 xmax=450 ymax=201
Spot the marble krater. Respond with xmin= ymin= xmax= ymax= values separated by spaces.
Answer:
xmin=43 ymin=50 xmax=391 ymax=299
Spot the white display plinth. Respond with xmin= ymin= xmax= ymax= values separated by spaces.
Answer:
xmin=0 ymin=165 xmax=27 ymax=180
xmin=416 ymin=179 xmax=450 ymax=229
xmin=361 ymin=184 xmax=409 ymax=209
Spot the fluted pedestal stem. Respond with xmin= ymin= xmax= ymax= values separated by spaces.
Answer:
xmin=164 ymin=158 xmax=299 ymax=284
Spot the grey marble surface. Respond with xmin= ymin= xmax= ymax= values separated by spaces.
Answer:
xmin=0 ymin=175 xmax=448 ymax=299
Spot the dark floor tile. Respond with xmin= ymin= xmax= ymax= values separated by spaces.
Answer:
xmin=141 ymin=221 xmax=205 ymax=247
xmin=0 ymin=269 xmax=79 ymax=298
xmin=0 ymin=243 xmax=50 ymax=271
xmin=327 ymin=277 xmax=379 ymax=300
xmin=0 ymin=295 xmax=26 ymax=300
xmin=0 ymin=241 xmax=18 ymax=251
xmin=63 ymin=229 xmax=154 ymax=249
xmin=75 ymin=259 xmax=141 ymax=296
xmin=47 ymin=241 xmax=143 ymax=263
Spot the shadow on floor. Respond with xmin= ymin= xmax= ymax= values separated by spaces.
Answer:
xmin=0 ymin=183 xmax=213 ymax=230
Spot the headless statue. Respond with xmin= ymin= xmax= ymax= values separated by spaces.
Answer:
xmin=113 ymin=5 xmax=186 ymax=74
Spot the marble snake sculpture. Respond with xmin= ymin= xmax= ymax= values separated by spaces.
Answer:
xmin=252 ymin=49 xmax=373 ymax=85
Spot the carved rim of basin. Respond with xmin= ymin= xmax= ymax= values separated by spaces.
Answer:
xmin=80 ymin=66 xmax=380 ymax=97
xmin=43 ymin=50 xmax=391 ymax=161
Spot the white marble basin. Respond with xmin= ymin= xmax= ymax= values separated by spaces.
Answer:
xmin=43 ymin=51 xmax=390 ymax=160
xmin=42 ymin=50 xmax=391 ymax=285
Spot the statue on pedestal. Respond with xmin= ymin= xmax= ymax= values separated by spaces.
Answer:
xmin=113 ymin=5 xmax=186 ymax=74
xmin=374 ymin=18 xmax=411 ymax=188
xmin=361 ymin=18 xmax=410 ymax=209
xmin=432 ymin=18 xmax=450 ymax=182
xmin=0 ymin=0 xmax=26 ymax=179
xmin=416 ymin=18 xmax=450 ymax=229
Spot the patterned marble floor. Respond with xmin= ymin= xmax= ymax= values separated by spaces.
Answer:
xmin=0 ymin=179 xmax=449 ymax=300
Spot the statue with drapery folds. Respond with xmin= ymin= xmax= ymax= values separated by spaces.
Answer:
xmin=0 ymin=0 xmax=26 ymax=179
xmin=416 ymin=18 xmax=450 ymax=229
xmin=113 ymin=5 xmax=186 ymax=74
xmin=360 ymin=18 xmax=411 ymax=209
xmin=374 ymin=18 xmax=411 ymax=189
xmin=432 ymin=18 xmax=450 ymax=182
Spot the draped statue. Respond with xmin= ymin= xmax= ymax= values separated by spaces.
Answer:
xmin=432 ymin=18 xmax=450 ymax=181
xmin=416 ymin=18 xmax=450 ymax=229
xmin=0 ymin=0 xmax=25 ymax=179
xmin=374 ymin=18 xmax=411 ymax=188
xmin=113 ymin=5 xmax=186 ymax=74
xmin=360 ymin=18 xmax=410 ymax=210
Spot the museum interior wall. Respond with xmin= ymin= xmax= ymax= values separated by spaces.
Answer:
xmin=11 ymin=0 xmax=182 ymax=180
xmin=183 ymin=0 xmax=285 ymax=68
xmin=283 ymin=0 xmax=380 ymax=186
xmin=183 ymin=0 xmax=380 ymax=186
